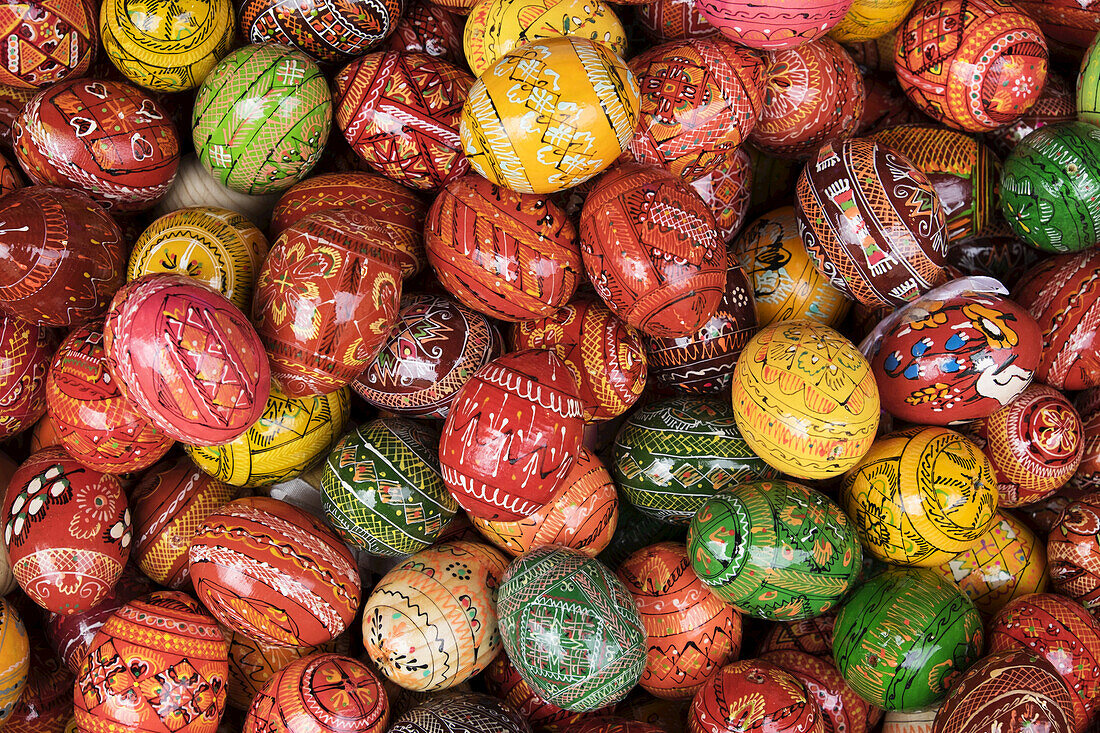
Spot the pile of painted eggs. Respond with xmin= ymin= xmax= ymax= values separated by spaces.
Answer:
xmin=1 ymin=0 xmax=1100 ymax=731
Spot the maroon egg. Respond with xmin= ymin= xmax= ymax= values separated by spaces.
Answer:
xmin=1077 ymin=388 xmax=1100 ymax=492
xmin=690 ymin=660 xmax=823 ymax=733
xmin=104 ymin=274 xmax=270 ymax=446
xmin=1049 ymin=494 xmax=1100 ymax=611
xmin=439 ymin=349 xmax=585 ymax=521
xmin=12 ymin=78 xmax=180 ymax=211
xmin=384 ymin=0 xmax=465 ymax=63
xmin=762 ymin=649 xmax=881 ymax=733
xmin=0 ymin=186 xmax=125 ymax=327
xmin=691 ymin=146 xmax=752 ymax=243
xmin=637 ymin=0 xmax=717 ymax=41
xmin=757 ymin=613 xmax=836 ymax=658
xmin=946 ymin=235 xmax=1042 ymax=290
xmin=0 ymin=314 xmax=54 ymax=441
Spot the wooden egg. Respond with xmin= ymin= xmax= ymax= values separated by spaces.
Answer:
xmin=253 ymin=209 xmax=402 ymax=397
xmin=0 ymin=1 xmax=96 ymax=89
xmin=691 ymin=146 xmax=752 ymax=243
xmin=758 ymin=614 xmax=836 ymax=658
xmin=618 ymin=542 xmax=741 ymax=700
xmin=882 ymin=707 xmax=940 ymax=733
xmin=0 ymin=598 xmax=28 ymax=725
xmin=795 ymin=138 xmax=948 ymax=307
xmin=104 ymin=274 xmax=270 ymax=446
xmin=484 ymin=651 xmax=593 ymax=731
xmin=694 ymin=0 xmax=852 ymax=49
xmin=946 ymin=235 xmax=1041 ymax=290
xmin=240 ymin=0 xmax=401 ymax=64
xmin=189 ymin=496 xmax=361 ymax=646
xmin=1049 ymin=494 xmax=1100 ymax=610
xmin=385 ymin=0 xmax=465 ymax=63
xmin=0 ymin=186 xmax=125 ymax=327
xmin=829 ymin=0 xmax=914 ymax=42
xmin=637 ymin=0 xmax=717 ymax=41
xmin=439 ymin=349 xmax=584 ymax=521
xmin=988 ymin=72 xmax=1076 ymax=159
xmin=841 ymin=427 xmax=997 ymax=566
xmin=389 ymin=692 xmax=530 ymax=733
xmin=226 ymin=631 xmax=348 ymax=711
xmin=690 ymin=660 xmax=823 ymax=733
xmin=4 ymin=629 xmax=72 ymax=733
xmin=3 ymin=447 xmax=130 ymax=614
xmin=361 ymin=541 xmax=507 ymax=691
xmin=425 ymin=174 xmax=582 ymax=321
xmin=0 ymin=315 xmax=53 ymax=441
xmin=762 ymin=649 xmax=881 ymax=733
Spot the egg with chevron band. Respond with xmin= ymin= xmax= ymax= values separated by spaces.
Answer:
xmin=510 ymin=298 xmax=646 ymax=420
xmin=240 ymin=0 xmax=402 ymax=64
xmin=498 ymin=545 xmax=646 ymax=711
xmin=322 ymin=418 xmax=456 ymax=557
xmin=761 ymin=649 xmax=881 ymax=733
xmin=0 ymin=598 xmax=28 ymax=725
xmin=690 ymin=659 xmax=824 ymax=733
xmin=617 ymin=542 xmax=741 ymax=700
xmin=833 ymin=568 xmax=984 ymax=711
xmin=612 ymin=397 xmax=776 ymax=525
xmin=795 ymin=138 xmax=948 ymax=307
xmin=74 ymin=591 xmax=229 ymax=733
xmin=840 ymin=427 xmax=997 ymax=567
xmin=730 ymin=321 xmax=879 ymax=479
xmin=693 ymin=0 xmax=851 ymax=49
xmin=361 ymin=541 xmax=507 ymax=691
xmin=188 ymin=496 xmax=361 ymax=646
xmin=0 ymin=314 xmax=55 ymax=441
xmin=460 ymin=37 xmax=640 ymax=194
xmin=0 ymin=1 xmax=96 ymax=90
xmin=688 ymin=480 xmax=862 ymax=619
xmin=225 ymin=630 xmax=348 ymax=711
xmin=186 ymin=386 xmax=349 ymax=488
xmin=128 ymin=207 xmax=269 ymax=311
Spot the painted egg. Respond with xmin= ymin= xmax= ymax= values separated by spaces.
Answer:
xmin=1026 ymin=0 xmax=1100 ymax=52
xmin=439 ymin=349 xmax=584 ymax=521
xmin=627 ymin=37 xmax=765 ymax=181
xmin=3 ymin=447 xmax=130 ymax=614
xmin=750 ymin=38 xmax=864 ymax=160
xmin=870 ymin=293 xmax=1042 ymax=425
xmin=841 ymin=427 xmax=997 ymax=566
xmin=100 ymin=0 xmax=234 ymax=91
xmin=618 ymin=542 xmax=741 ymax=700
xmin=988 ymin=72 xmax=1075 ymax=159
xmin=334 ymin=52 xmax=472 ymax=191
xmin=1081 ymin=32 xmax=1100 ymax=125
xmin=690 ymin=660 xmax=823 ymax=733
xmin=322 ymin=418 xmax=455 ymax=556
xmin=695 ymin=0 xmax=850 ymax=49
xmin=470 ymin=447 xmax=618 ymax=558
xmin=0 ymin=1 xmax=96 ymax=89
xmin=688 ymin=479 xmax=861 ymax=619
xmin=934 ymin=511 xmax=1047 ymax=618
xmin=833 ymin=568 xmax=984 ymax=710
xmin=7 ymin=624 xmax=64 ymax=731
xmin=362 ymin=541 xmax=507 ymax=691
xmin=511 ymin=298 xmax=646 ymax=420
xmin=894 ymin=0 xmax=1047 ymax=132
xmin=1015 ymin=484 xmax=1088 ymax=536
xmin=580 ymin=163 xmax=726 ymax=338
xmin=794 ymin=138 xmax=948 ymax=307
xmin=12 ymin=79 xmax=179 ymax=211
xmin=226 ymin=631 xmax=347 ymax=711
xmin=243 ymin=653 xmax=388 ymax=733
xmin=498 ymin=546 xmax=645 ymax=711
xmin=882 ymin=707 xmax=940 ymax=733
xmin=385 ymin=0 xmax=465 ymax=63
xmin=0 ymin=186 xmax=125 ymax=327
xmin=0 ymin=598 xmax=28 ymax=725
xmin=691 ymin=146 xmax=752 ymax=243
xmin=425 ymin=174 xmax=582 ymax=321
xmin=972 ymin=384 xmax=1083 ymax=506
xmin=128 ymin=207 xmax=269 ymax=311
xmin=946 ymin=235 xmax=1041 ymax=289
xmin=459 ymin=37 xmax=640 ymax=194
xmin=103 ymin=274 xmax=270 ymax=446
xmin=0 ymin=86 xmax=33 ymax=150
xmin=1013 ymin=251 xmax=1100 ymax=391
xmin=484 ymin=652 xmax=594 ymax=731
xmin=0 ymin=315 xmax=53 ymax=441
xmin=613 ymin=397 xmax=777 ymax=524
xmin=828 ymin=0 xmax=914 ymax=42
xmin=189 ymin=496 xmax=361 ymax=646
xmin=193 ymin=44 xmax=331 ymax=194
xmin=45 ymin=320 xmax=173 ymax=474
xmin=758 ymin=613 xmax=835 ymax=658
xmin=389 ymin=692 xmax=530 ymax=733
xmin=463 ymin=0 xmax=627 ymax=77
xmin=732 ymin=206 xmax=850 ymax=328
xmin=932 ymin=649 xmax=1074 ymax=733
xmin=988 ymin=593 xmax=1100 ymax=729
xmin=240 ymin=0 xmax=401 ymax=64
xmin=0 ymin=455 xmax=16 ymax=596
xmin=1001 ymin=122 xmax=1100 ymax=253
xmin=731 ymin=321 xmax=879 ymax=479
xmin=354 ymin=293 xmax=501 ymax=419
xmin=1049 ymin=494 xmax=1100 ymax=610
xmin=74 ymin=591 xmax=229 ymax=733
xmin=270 ymin=171 xmax=427 ymax=277
xmin=253 ymin=208 xmax=402 ymax=397
xmin=870 ymin=124 xmax=998 ymax=243
xmin=645 ymin=256 xmax=757 ymax=394
xmin=187 ymin=386 xmax=349 ymax=488
xmin=637 ymin=0 xmax=717 ymax=40
xmin=762 ymin=650 xmax=881 ymax=733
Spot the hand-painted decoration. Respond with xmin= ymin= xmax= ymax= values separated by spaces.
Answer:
xmin=0 ymin=1 xmax=96 ymax=88
xmin=694 ymin=0 xmax=852 ymax=49
xmin=388 ymin=692 xmax=532 ymax=733
xmin=689 ymin=660 xmax=823 ymax=733
xmin=1076 ymin=388 xmax=1100 ymax=491
xmin=1049 ymin=494 xmax=1100 ymax=610
xmin=988 ymin=72 xmax=1075 ymax=159
xmin=637 ymin=0 xmax=717 ymax=41
xmin=385 ymin=0 xmax=465 ymax=63
xmin=761 ymin=649 xmax=881 ymax=733
xmin=828 ymin=0 xmax=914 ymax=41
xmin=757 ymin=613 xmax=835 ymax=658
xmin=0 ymin=315 xmax=53 ymax=441
xmin=240 ymin=0 xmax=402 ymax=64
xmin=225 ymin=631 xmax=347 ymax=711
xmin=0 ymin=598 xmax=28 ymax=725
xmin=945 ymin=235 xmax=1041 ymax=289
xmin=691 ymin=146 xmax=752 ymax=242
xmin=484 ymin=652 xmax=591 ymax=732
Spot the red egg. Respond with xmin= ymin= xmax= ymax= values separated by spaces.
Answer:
xmin=2 ymin=447 xmax=130 ymax=614
xmin=856 ymin=74 xmax=924 ymax=136
xmin=439 ymin=349 xmax=585 ymax=521
xmin=425 ymin=174 xmax=582 ymax=322
xmin=637 ymin=0 xmax=717 ymax=41
xmin=763 ymin=650 xmax=881 ymax=733
xmin=1077 ymin=388 xmax=1100 ymax=491
xmin=0 ymin=151 xmax=20 ymax=197
xmin=12 ymin=79 xmax=179 ymax=211
xmin=45 ymin=321 xmax=173 ymax=474
xmin=188 ymin=496 xmax=361 ymax=647
xmin=628 ymin=37 xmax=765 ymax=181
xmin=690 ymin=146 xmax=752 ymax=243
xmin=580 ymin=163 xmax=727 ymax=339
xmin=1049 ymin=495 xmax=1100 ymax=611
xmin=384 ymin=0 xmax=465 ymax=63
xmin=484 ymin=651 xmax=603 ymax=731
xmin=104 ymin=274 xmax=270 ymax=446
xmin=239 ymin=0 xmax=402 ymax=64
xmin=0 ymin=1 xmax=97 ymax=89
xmin=985 ymin=72 xmax=1076 ymax=159
xmin=5 ymin=629 xmax=72 ymax=733
xmin=253 ymin=209 xmax=402 ymax=397
xmin=690 ymin=659 xmax=824 ymax=733
xmin=758 ymin=613 xmax=836 ymax=658
xmin=695 ymin=0 xmax=851 ymax=50
xmin=0 ymin=314 xmax=54 ymax=441
xmin=1015 ymin=0 xmax=1100 ymax=50
xmin=0 ymin=186 xmax=125 ymax=327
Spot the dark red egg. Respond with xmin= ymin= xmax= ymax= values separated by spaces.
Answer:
xmin=637 ymin=0 xmax=717 ymax=41
xmin=0 ymin=1 xmax=97 ymax=89
xmin=691 ymin=146 xmax=752 ymax=243
xmin=1049 ymin=494 xmax=1100 ymax=611
xmin=384 ymin=0 xmax=464 ymax=63
xmin=0 ymin=314 xmax=54 ymax=441
xmin=763 ymin=650 xmax=881 ymax=733
xmin=240 ymin=0 xmax=402 ymax=64
xmin=1077 ymin=388 xmax=1100 ymax=491
xmin=758 ymin=613 xmax=836 ymax=658
xmin=856 ymin=74 xmax=924 ymax=136
xmin=946 ymin=236 xmax=1042 ymax=290
xmin=690 ymin=660 xmax=823 ymax=733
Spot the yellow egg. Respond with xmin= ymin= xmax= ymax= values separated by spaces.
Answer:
xmin=828 ymin=0 xmax=915 ymax=43
xmin=841 ymin=426 xmax=998 ymax=567
xmin=0 ymin=598 xmax=28 ymax=725
xmin=731 ymin=321 xmax=879 ymax=479
xmin=460 ymin=36 xmax=640 ymax=194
